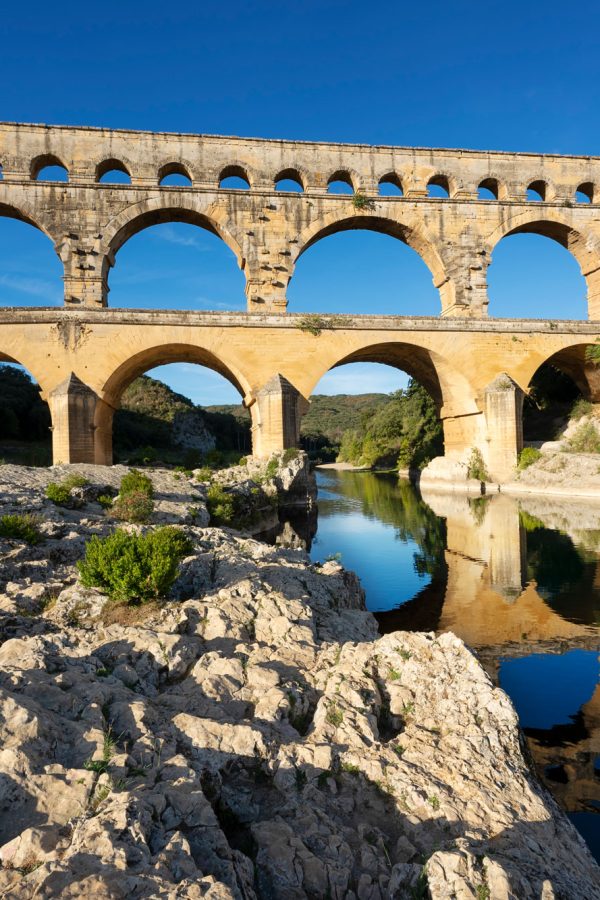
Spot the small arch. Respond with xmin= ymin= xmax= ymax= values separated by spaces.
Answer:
xmin=576 ymin=182 xmax=594 ymax=204
xmin=31 ymin=155 xmax=69 ymax=182
xmin=378 ymin=174 xmax=403 ymax=197
xmin=478 ymin=178 xmax=500 ymax=200
xmin=327 ymin=171 xmax=355 ymax=195
xmin=274 ymin=169 xmax=304 ymax=192
xmin=527 ymin=180 xmax=547 ymax=202
xmin=158 ymin=162 xmax=193 ymax=187
xmin=219 ymin=165 xmax=251 ymax=190
xmin=96 ymin=158 xmax=131 ymax=184
xmin=427 ymin=175 xmax=450 ymax=199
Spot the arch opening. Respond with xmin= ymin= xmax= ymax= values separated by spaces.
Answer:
xmin=379 ymin=174 xmax=403 ymax=197
xmin=527 ymin=181 xmax=547 ymax=201
xmin=290 ymin=217 xmax=443 ymax=315
xmin=104 ymin=210 xmax=246 ymax=311
xmin=96 ymin=159 xmax=131 ymax=184
xmin=159 ymin=163 xmax=193 ymax=187
xmin=427 ymin=176 xmax=450 ymax=198
xmin=31 ymin=155 xmax=68 ymax=182
xmin=0 ymin=209 xmax=63 ymax=306
xmin=478 ymin=178 xmax=499 ymax=200
xmin=99 ymin=348 xmax=251 ymax=466
xmin=522 ymin=345 xmax=600 ymax=454
xmin=488 ymin=228 xmax=588 ymax=319
xmin=219 ymin=166 xmax=250 ymax=190
xmin=274 ymin=169 xmax=304 ymax=192
xmin=0 ymin=164 xmax=3 ymax=180
xmin=303 ymin=352 xmax=444 ymax=471
xmin=576 ymin=182 xmax=594 ymax=204
xmin=0 ymin=361 xmax=51 ymax=465
xmin=327 ymin=171 xmax=354 ymax=194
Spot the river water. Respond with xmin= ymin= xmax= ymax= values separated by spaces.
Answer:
xmin=269 ymin=468 xmax=600 ymax=861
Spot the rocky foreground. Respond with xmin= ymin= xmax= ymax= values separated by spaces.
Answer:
xmin=0 ymin=461 xmax=599 ymax=898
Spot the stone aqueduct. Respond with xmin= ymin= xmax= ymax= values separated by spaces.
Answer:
xmin=2 ymin=121 xmax=600 ymax=480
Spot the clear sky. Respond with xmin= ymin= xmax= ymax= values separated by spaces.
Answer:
xmin=0 ymin=0 xmax=597 ymax=404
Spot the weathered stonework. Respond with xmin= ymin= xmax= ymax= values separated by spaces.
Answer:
xmin=2 ymin=123 xmax=600 ymax=477
xmin=2 ymin=122 xmax=600 ymax=315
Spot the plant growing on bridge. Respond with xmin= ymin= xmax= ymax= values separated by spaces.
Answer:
xmin=295 ymin=314 xmax=346 ymax=337
xmin=466 ymin=447 xmax=489 ymax=482
xmin=351 ymin=192 xmax=376 ymax=211
xmin=78 ymin=526 xmax=193 ymax=603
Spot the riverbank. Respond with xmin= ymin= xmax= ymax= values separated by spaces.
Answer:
xmin=0 ymin=458 xmax=599 ymax=896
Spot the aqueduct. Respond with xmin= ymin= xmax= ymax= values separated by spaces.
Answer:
xmin=2 ymin=121 xmax=600 ymax=480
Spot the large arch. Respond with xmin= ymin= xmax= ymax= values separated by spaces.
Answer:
xmin=0 ymin=353 xmax=52 ymax=465
xmin=0 ymin=203 xmax=64 ymax=307
xmin=294 ymin=212 xmax=453 ymax=313
xmin=98 ymin=198 xmax=247 ymax=307
xmin=486 ymin=212 xmax=600 ymax=320
xmin=95 ymin=342 xmax=252 ymax=464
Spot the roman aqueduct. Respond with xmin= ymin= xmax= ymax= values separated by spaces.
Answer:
xmin=2 ymin=121 xmax=600 ymax=480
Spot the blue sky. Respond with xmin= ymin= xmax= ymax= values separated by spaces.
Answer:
xmin=0 ymin=0 xmax=596 ymax=404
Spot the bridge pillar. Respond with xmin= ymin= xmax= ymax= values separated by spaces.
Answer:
xmin=251 ymin=374 xmax=308 ymax=457
xmin=483 ymin=374 xmax=524 ymax=482
xmin=49 ymin=373 xmax=98 ymax=464
xmin=441 ymin=245 xmax=489 ymax=318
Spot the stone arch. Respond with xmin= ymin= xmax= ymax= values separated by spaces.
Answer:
xmin=485 ymin=211 xmax=600 ymax=319
xmin=30 ymin=154 xmax=69 ymax=180
xmin=477 ymin=176 xmax=509 ymax=201
xmin=515 ymin=341 xmax=600 ymax=402
xmin=294 ymin=211 xmax=454 ymax=313
xmin=157 ymin=161 xmax=194 ymax=185
xmin=0 ymin=199 xmax=57 ymax=241
xmin=98 ymin=197 xmax=247 ymax=306
xmin=274 ymin=168 xmax=305 ymax=191
xmin=218 ymin=164 xmax=254 ymax=189
xmin=95 ymin=342 xmax=252 ymax=464
xmin=304 ymin=339 xmax=477 ymax=415
xmin=326 ymin=169 xmax=361 ymax=192
xmin=95 ymin=158 xmax=132 ymax=182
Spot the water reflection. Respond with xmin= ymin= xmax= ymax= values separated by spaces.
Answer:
xmin=297 ymin=470 xmax=600 ymax=857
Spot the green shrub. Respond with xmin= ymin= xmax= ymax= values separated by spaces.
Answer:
xmin=63 ymin=473 xmax=89 ymax=489
xmin=45 ymin=473 xmax=90 ymax=506
xmin=518 ymin=447 xmax=542 ymax=470
xmin=0 ymin=513 xmax=42 ymax=545
xmin=112 ymin=489 xmax=154 ymax=523
xmin=119 ymin=469 xmax=154 ymax=498
xmin=195 ymin=467 xmax=213 ymax=483
xmin=282 ymin=447 xmax=300 ymax=464
xmin=206 ymin=483 xmax=239 ymax=526
xmin=567 ymin=421 xmax=600 ymax=454
xmin=97 ymin=494 xmax=114 ymax=509
xmin=571 ymin=398 xmax=593 ymax=420
xmin=46 ymin=482 xmax=73 ymax=505
xmin=467 ymin=447 xmax=489 ymax=482
xmin=264 ymin=458 xmax=279 ymax=480
xmin=78 ymin=526 xmax=193 ymax=603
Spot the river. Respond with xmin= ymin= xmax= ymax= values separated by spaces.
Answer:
xmin=267 ymin=468 xmax=600 ymax=861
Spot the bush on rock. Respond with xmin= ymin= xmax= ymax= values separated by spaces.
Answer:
xmin=78 ymin=526 xmax=193 ymax=603
xmin=0 ymin=513 xmax=42 ymax=545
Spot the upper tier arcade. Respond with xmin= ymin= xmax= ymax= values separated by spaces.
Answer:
xmin=2 ymin=122 xmax=600 ymax=316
